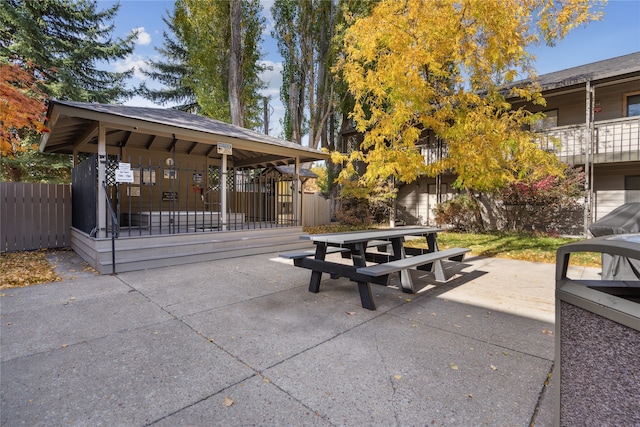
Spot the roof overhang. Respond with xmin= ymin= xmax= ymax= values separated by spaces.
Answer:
xmin=506 ymin=51 xmax=640 ymax=101
xmin=40 ymin=100 xmax=330 ymax=168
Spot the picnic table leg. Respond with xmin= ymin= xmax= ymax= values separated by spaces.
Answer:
xmin=349 ymin=243 xmax=376 ymax=310
xmin=391 ymin=237 xmax=415 ymax=294
xmin=427 ymin=233 xmax=439 ymax=252
xmin=433 ymin=259 xmax=448 ymax=282
xmin=425 ymin=232 xmax=450 ymax=281
xmin=309 ymin=243 xmax=327 ymax=293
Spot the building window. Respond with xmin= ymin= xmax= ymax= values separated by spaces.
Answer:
xmin=531 ymin=109 xmax=558 ymax=132
xmin=624 ymin=93 xmax=640 ymax=117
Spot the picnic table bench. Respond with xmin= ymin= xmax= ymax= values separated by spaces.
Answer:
xmin=279 ymin=227 xmax=471 ymax=310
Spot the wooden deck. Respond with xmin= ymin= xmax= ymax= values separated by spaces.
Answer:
xmin=72 ymin=225 xmax=311 ymax=274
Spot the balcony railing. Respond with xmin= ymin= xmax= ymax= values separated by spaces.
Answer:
xmin=537 ymin=116 xmax=640 ymax=164
xmin=419 ymin=116 xmax=640 ymax=166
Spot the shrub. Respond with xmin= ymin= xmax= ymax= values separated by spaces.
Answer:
xmin=334 ymin=198 xmax=373 ymax=226
xmin=433 ymin=195 xmax=483 ymax=232
xmin=500 ymin=167 xmax=585 ymax=233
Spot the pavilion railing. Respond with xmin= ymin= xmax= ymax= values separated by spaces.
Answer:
xmin=105 ymin=157 xmax=298 ymax=237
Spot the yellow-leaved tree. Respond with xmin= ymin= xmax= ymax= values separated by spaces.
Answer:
xmin=334 ymin=0 xmax=604 ymax=196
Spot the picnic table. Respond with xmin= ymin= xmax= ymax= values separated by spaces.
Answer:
xmin=280 ymin=227 xmax=470 ymax=310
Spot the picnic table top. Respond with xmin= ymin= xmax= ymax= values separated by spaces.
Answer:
xmin=300 ymin=226 xmax=443 ymax=245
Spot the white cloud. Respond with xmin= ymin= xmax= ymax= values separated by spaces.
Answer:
xmin=113 ymin=54 xmax=150 ymax=80
xmin=259 ymin=60 xmax=283 ymax=98
xmin=260 ymin=0 xmax=276 ymax=35
xmin=133 ymin=27 xmax=152 ymax=46
xmin=123 ymin=95 xmax=164 ymax=108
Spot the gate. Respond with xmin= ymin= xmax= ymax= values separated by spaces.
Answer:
xmin=72 ymin=154 xmax=97 ymax=235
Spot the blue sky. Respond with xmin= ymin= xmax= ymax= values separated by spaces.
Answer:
xmin=103 ymin=0 xmax=640 ymax=137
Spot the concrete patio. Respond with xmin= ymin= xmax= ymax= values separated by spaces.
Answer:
xmin=1 ymin=251 xmax=599 ymax=426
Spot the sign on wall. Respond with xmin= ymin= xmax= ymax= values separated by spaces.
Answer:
xmin=217 ymin=142 xmax=232 ymax=155
xmin=115 ymin=162 xmax=134 ymax=183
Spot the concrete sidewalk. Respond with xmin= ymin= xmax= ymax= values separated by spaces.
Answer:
xmin=1 ymin=252 xmax=598 ymax=426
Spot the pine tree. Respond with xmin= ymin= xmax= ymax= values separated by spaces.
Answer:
xmin=137 ymin=14 xmax=200 ymax=113
xmin=0 ymin=0 xmax=137 ymax=182
xmin=143 ymin=0 xmax=267 ymax=130
xmin=0 ymin=0 xmax=136 ymax=103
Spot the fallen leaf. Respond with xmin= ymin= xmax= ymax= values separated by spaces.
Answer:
xmin=222 ymin=397 xmax=234 ymax=407
xmin=0 ymin=251 xmax=61 ymax=289
xmin=346 ymin=311 xmax=357 ymax=316
xmin=542 ymin=329 xmax=554 ymax=335
xmin=405 ymin=298 xmax=412 ymax=303
xmin=394 ymin=374 xmax=402 ymax=380
xmin=450 ymin=363 xmax=459 ymax=370
xmin=61 ymin=344 xmax=68 ymax=348
xmin=490 ymin=365 xmax=498 ymax=371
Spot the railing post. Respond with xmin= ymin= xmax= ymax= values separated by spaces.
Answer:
xmin=583 ymin=81 xmax=593 ymax=237
xmin=102 ymin=182 xmax=119 ymax=275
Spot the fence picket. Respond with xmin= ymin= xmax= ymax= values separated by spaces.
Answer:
xmin=0 ymin=183 xmax=72 ymax=253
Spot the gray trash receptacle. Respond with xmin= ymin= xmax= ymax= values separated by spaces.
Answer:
xmin=555 ymin=234 xmax=640 ymax=426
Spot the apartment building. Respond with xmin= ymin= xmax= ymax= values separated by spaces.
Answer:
xmin=396 ymin=52 xmax=640 ymax=232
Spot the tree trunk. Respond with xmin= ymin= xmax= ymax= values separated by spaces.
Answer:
xmin=228 ymin=0 xmax=243 ymax=127
xmin=466 ymin=188 xmax=485 ymax=232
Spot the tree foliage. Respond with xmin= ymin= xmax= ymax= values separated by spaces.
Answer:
xmin=169 ymin=0 xmax=267 ymax=129
xmin=271 ymin=0 xmax=314 ymax=143
xmin=271 ymin=0 xmax=371 ymax=148
xmin=334 ymin=0 xmax=603 ymax=193
xmin=1 ymin=0 xmax=138 ymax=182
xmin=0 ymin=0 xmax=136 ymax=103
xmin=137 ymin=14 xmax=200 ymax=113
xmin=0 ymin=59 xmax=71 ymax=183
xmin=0 ymin=61 xmax=48 ymax=158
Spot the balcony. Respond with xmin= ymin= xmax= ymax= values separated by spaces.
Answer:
xmin=419 ymin=116 xmax=640 ymax=167
xmin=537 ymin=116 xmax=640 ymax=165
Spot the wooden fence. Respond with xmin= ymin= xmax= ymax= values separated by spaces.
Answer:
xmin=1 ymin=183 xmax=72 ymax=253
xmin=0 ymin=183 xmax=330 ymax=252
xmin=302 ymin=192 xmax=331 ymax=227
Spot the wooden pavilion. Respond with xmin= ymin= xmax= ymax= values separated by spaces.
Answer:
xmin=40 ymin=101 xmax=329 ymax=273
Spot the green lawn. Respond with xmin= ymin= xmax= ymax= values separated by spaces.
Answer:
xmin=304 ymin=225 xmax=601 ymax=268
xmin=408 ymin=231 xmax=600 ymax=267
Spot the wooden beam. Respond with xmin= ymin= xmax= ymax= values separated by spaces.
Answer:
xmin=120 ymin=131 xmax=133 ymax=147
xmin=72 ymin=121 xmax=99 ymax=150
xmin=234 ymin=154 xmax=290 ymax=168
xmin=145 ymin=135 xmax=157 ymax=150
xmin=187 ymin=141 xmax=198 ymax=155
xmin=167 ymin=137 xmax=178 ymax=152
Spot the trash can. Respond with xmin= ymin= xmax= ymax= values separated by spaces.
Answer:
xmin=589 ymin=202 xmax=640 ymax=280
xmin=555 ymin=234 xmax=640 ymax=426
